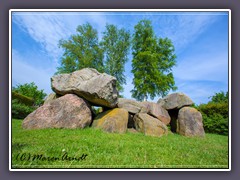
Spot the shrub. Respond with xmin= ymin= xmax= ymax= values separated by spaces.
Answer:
xmin=12 ymin=91 xmax=34 ymax=106
xmin=197 ymin=102 xmax=228 ymax=135
xmin=198 ymin=102 xmax=228 ymax=118
xmin=12 ymin=99 xmax=36 ymax=119
xmin=13 ymin=82 xmax=47 ymax=106
xmin=201 ymin=113 xmax=228 ymax=135
xmin=12 ymin=82 xmax=47 ymax=119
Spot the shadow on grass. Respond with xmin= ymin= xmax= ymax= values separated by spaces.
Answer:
xmin=12 ymin=142 xmax=28 ymax=151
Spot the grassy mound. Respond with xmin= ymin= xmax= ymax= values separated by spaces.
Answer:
xmin=11 ymin=119 xmax=228 ymax=169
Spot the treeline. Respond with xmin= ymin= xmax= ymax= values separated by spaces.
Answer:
xmin=56 ymin=20 xmax=177 ymax=101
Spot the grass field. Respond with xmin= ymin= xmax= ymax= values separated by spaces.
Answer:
xmin=11 ymin=119 xmax=229 ymax=169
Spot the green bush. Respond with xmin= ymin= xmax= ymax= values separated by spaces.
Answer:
xmin=201 ymin=113 xmax=228 ymax=135
xmin=12 ymin=82 xmax=47 ymax=119
xmin=197 ymin=102 xmax=228 ymax=135
xmin=12 ymin=99 xmax=36 ymax=119
xmin=13 ymin=82 xmax=46 ymax=106
xmin=198 ymin=102 xmax=228 ymax=118
xmin=12 ymin=91 xmax=34 ymax=106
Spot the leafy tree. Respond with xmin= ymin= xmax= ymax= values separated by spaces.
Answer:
xmin=13 ymin=82 xmax=47 ymax=106
xmin=100 ymin=24 xmax=131 ymax=93
xmin=131 ymin=20 xmax=177 ymax=101
xmin=209 ymin=91 xmax=228 ymax=103
xmin=56 ymin=23 xmax=104 ymax=74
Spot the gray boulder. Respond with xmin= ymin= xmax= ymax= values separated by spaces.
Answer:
xmin=51 ymin=68 xmax=118 ymax=108
xmin=22 ymin=94 xmax=92 ymax=129
xmin=117 ymin=98 xmax=147 ymax=114
xmin=177 ymin=107 xmax=205 ymax=137
xmin=141 ymin=101 xmax=171 ymax=125
xmin=157 ymin=92 xmax=193 ymax=110
xmin=133 ymin=113 xmax=168 ymax=137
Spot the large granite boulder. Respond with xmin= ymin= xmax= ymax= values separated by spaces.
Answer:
xmin=157 ymin=92 xmax=193 ymax=110
xmin=177 ymin=107 xmax=205 ymax=137
xmin=117 ymin=98 xmax=147 ymax=114
xmin=51 ymin=68 xmax=118 ymax=108
xmin=22 ymin=94 xmax=92 ymax=129
xmin=141 ymin=101 xmax=171 ymax=125
xmin=133 ymin=113 xmax=168 ymax=137
xmin=92 ymin=108 xmax=128 ymax=133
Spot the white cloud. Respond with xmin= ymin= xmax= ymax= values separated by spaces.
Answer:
xmin=12 ymin=13 xmax=72 ymax=63
xmin=173 ymin=52 xmax=228 ymax=83
xmin=12 ymin=12 xmax=223 ymax=62
xmin=12 ymin=12 xmax=220 ymax=65
xmin=12 ymin=12 xmax=109 ymax=64
xmin=12 ymin=49 xmax=53 ymax=94
xmin=174 ymin=79 xmax=228 ymax=105
xmin=155 ymin=14 xmax=219 ymax=51
xmin=151 ymin=78 xmax=228 ymax=105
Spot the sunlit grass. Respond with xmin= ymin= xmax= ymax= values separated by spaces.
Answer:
xmin=11 ymin=119 xmax=228 ymax=169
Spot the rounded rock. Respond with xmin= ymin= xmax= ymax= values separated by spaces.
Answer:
xmin=22 ymin=94 xmax=92 ymax=129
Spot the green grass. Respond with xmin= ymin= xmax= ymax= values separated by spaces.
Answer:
xmin=11 ymin=119 xmax=229 ymax=169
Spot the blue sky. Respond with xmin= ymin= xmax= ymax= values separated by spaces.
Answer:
xmin=11 ymin=11 xmax=229 ymax=105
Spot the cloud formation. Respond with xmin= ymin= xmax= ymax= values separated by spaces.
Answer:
xmin=154 ymin=13 xmax=221 ymax=52
xmin=13 ymin=13 xmax=72 ymax=63
xmin=12 ymin=12 xmax=109 ymax=63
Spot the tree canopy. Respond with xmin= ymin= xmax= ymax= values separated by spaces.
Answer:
xmin=56 ymin=23 xmax=131 ymax=94
xmin=56 ymin=23 xmax=104 ymax=74
xmin=100 ymin=24 xmax=130 ymax=93
xmin=56 ymin=20 xmax=177 ymax=100
xmin=131 ymin=20 xmax=177 ymax=101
